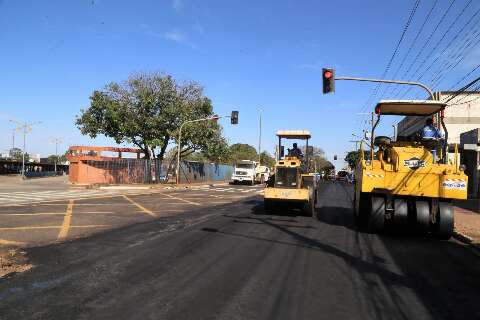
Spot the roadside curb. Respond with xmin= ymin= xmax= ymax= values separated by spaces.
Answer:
xmin=453 ymin=231 xmax=480 ymax=253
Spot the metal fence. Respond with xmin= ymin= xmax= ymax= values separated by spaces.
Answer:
xmin=81 ymin=159 xmax=233 ymax=184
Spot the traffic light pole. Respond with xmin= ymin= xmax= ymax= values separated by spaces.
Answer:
xmin=176 ymin=114 xmax=235 ymax=185
xmin=334 ymin=76 xmax=434 ymax=100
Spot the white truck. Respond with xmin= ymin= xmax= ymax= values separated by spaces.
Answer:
xmin=231 ymin=160 xmax=270 ymax=185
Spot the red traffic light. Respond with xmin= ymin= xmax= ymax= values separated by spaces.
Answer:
xmin=324 ymin=71 xmax=333 ymax=79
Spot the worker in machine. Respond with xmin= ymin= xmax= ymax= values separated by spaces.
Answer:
xmin=420 ymin=118 xmax=443 ymax=161
xmin=421 ymin=118 xmax=443 ymax=140
xmin=288 ymin=143 xmax=303 ymax=158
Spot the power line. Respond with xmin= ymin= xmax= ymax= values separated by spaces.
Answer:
xmin=419 ymin=3 xmax=480 ymax=85
xmin=381 ymin=0 xmax=439 ymax=99
xmin=358 ymin=0 xmax=421 ymax=128
xmin=444 ymin=74 xmax=480 ymax=103
xmin=392 ymin=0 xmax=457 ymax=99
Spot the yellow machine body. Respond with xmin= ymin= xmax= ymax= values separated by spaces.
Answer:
xmin=356 ymin=144 xmax=468 ymax=200
xmin=264 ymin=157 xmax=315 ymax=203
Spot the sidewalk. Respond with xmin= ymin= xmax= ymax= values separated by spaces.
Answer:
xmin=454 ymin=200 xmax=480 ymax=245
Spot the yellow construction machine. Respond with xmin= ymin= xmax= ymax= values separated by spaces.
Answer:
xmin=264 ymin=130 xmax=317 ymax=216
xmin=354 ymin=100 xmax=468 ymax=239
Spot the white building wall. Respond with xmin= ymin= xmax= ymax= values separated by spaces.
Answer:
xmin=397 ymin=91 xmax=480 ymax=145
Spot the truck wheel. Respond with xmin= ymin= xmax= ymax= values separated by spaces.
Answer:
xmin=435 ymin=201 xmax=454 ymax=240
xmin=368 ymin=196 xmax=385 ymax=233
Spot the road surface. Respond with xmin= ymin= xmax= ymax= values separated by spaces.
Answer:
xmin=0 ymin=182 xmax=479 ymax=319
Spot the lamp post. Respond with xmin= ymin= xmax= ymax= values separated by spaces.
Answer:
xmin=51 ymin=137 xmax=63 ymax=174
xmin=258 ymin=108 xmax=262 ymax=164
xmin=9 ymin=120 xmax=41 ymax=178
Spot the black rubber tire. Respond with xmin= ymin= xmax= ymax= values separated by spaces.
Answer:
xmin=355 ymin=192 xmax=370 ymax=228
xmin=414 ymin=200 xmax=430 ymax=231
xmin=368 ymin=196 xmax=385 ymax=233
xmin=303 ymin=197 xmax=315 ymax=217
xmin=393 ymin=198 xmax=408 ymax=227
xmin=264 ymin=200 xmax=274 ymax=214
xmin=435 ymin=201 xmax=454 ymax=240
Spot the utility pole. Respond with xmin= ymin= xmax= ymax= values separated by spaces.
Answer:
xmin=51 ymin=137 xmax=63 ymax=174
xmin=12 ymin=129 xmax=15 ymax=150
xmin=258 ymin=109 xmax=262 ymax=164
xmin=9 ymin=120 xmax=41 ymax=178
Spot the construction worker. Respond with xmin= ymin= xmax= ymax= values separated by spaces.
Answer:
xmin=289 ymin=143 xmax=303 ymax=158
xmin=420 ymin=118 xmax=443 ymax=161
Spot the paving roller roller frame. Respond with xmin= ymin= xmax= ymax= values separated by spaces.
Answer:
xmin=353 ymin=100 xmax=468 ymax=239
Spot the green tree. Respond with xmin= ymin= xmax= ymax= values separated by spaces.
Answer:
xmin=345 ymin=150 xmax=371 ymax=170
xmin=76 ymin=72 xmax=227 ymax=161
xmin=260 ymin=151 xmax=275 ymax=168
xmin=229 ymin=143 xmax=257 ymax=163
xmin=47 ymin=154 xmax=67 ymax=164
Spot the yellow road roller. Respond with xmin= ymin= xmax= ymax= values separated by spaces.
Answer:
xmin=354 ymin=100 xmax=468 ymax=239
xmin=264 ymin=130 xmax=318 ymax=216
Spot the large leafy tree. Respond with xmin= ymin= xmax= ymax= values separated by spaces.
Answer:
xmin=259 ymin=151 xmax=276 ymax=167
xmin=345 ymin=150 xmax=371 ymax=170
xmin=76 ymin=73 xmax=227 ymax=160
xmin=229 ymin=143 xmax=258 ymax=163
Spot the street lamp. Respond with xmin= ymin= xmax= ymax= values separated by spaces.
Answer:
xmin=258 ymin=108 xmax=262 ymax=164
xmin=176 ymin=112 xmax=238 ymax=184
xmin=9 ymin=120 xmax=41 ymax=178
xmin=50 ymin=137 xmax=64 ymax=174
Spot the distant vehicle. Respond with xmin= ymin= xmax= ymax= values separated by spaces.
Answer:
xmin=336 ymin=170 xmax=349 ymax=182
xmin=231 ymin=160 xmax=270 ymax=185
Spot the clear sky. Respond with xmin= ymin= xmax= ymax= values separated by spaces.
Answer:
xmin=1 ymin=0 xmax=479 ymax=168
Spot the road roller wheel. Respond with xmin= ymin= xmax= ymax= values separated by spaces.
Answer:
xmin=368 ymin=196 xmax=385 ymax=233
xmin=393 ymin=198 xmax=408 ymax=227
xmin=435 ymin=201 xmax=454 ymax=240
xmin=264 ymin=200 xmax=274 ymax=214
xmin=414 ymin=200 xmax=430 ymax=231
xmin=355 ymin=192 xmax=370 ymax=228
xmin=303 ymin=198 xmax=315 ymax=217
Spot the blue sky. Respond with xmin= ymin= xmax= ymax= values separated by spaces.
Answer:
xmin=1 ymin=0 xmax=479 ymax=168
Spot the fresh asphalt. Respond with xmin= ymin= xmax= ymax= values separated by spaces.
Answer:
xmin=0 ymin=182 xmax=479 ymax=320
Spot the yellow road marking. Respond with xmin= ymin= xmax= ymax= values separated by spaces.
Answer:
xmin=57 ymin=200 xmax=74 ymax=241
xmin=0 ymin=239 xmax=25 ymax=246
xmin=122 ymin=195 xmax=156 ymax=217
xmin=160 ymin=193 xmax=201 ymax=206
xmin=0 ymin=225 xmax=109 ymax=231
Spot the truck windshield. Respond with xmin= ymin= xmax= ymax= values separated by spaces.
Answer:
xmin=236 ymin=164 xmax=254 ymax=169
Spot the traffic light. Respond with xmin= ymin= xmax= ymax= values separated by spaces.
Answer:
xmin=334 ymin=155 xmax=338 ymax=160
xmin=231 ymin=111 xmax=239 ymax=124
xmin=322 ymin=68 xmax=335 ymax=94
xmin=211 ymin=114 xmax=220 ymax=122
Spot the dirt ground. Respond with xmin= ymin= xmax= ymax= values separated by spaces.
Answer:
xmin=0 ymin=249 xmax=32 ymax=278
xmin=455 ymin=207 xmax=480 ymax=245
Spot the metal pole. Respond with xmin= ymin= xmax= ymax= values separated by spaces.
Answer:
xmin=335 ymin=76 xmax=434 ymax=100
xmin=12 ymin=130 xmax=15 ymax=150
xmin=258 ymin=109 xmax=262 ymax=164
xmin=175 ymin=115 xmax=227 ymax=184
xmin=55 ymin=140 xmax=58 ymax=174
xmin=22 ymin=123 xmax=26 ymax=178
xmin=176 ymin=123 xmax=184 ymax=185
xmin=392 ymin=125 xmax=397 ymax=141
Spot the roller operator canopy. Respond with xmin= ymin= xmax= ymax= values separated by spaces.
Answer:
xmin=375 ymin=100 xmax=447 ymax=116
xmin=276 ymin=130 xmax=311 ymax=139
